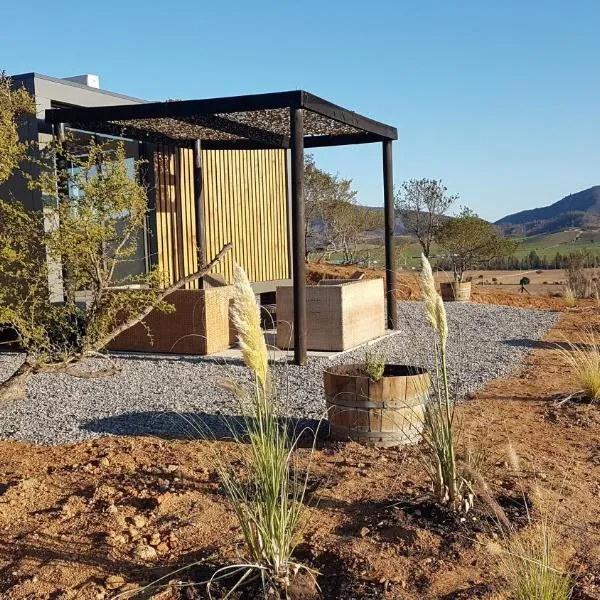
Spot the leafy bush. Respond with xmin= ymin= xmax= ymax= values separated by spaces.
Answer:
xmin=565 ymin=251 xmax=598 ymax=298
xmin=436 ymin=210 xmax=517 ymax=282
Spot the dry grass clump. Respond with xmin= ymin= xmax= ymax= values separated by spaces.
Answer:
xmin=563 ymin=287 xmax=576 ymax=308
xmin=557 ymin=328 xmax=600 ymax=403
xmin=210 ymin=264 xmax=315 ymax=598
xmin=499 ymin=520 xmax=572 ymax=600
xmin=490 ymin=446 xmax=573 ymax=600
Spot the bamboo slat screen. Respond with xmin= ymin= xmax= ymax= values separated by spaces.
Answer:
xmin=153 ymin=146 xmax=290 ymax=286
xmin=154 ymin=145 xmax=199 ymax=289
xmin=202 ymin=149 xmax=289 ymax=283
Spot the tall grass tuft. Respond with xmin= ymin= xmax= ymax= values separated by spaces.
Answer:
xmin=491 ymin=446 xmax=573 ymax=600
xmin=419 ymin=254 xmax=474 ymax=512
xmin=211 ymin=264 xmax=314 ymax=598
xmin=564 ymin=286 xmax=576 ymax=308
xmin=500 ymin=520 xmax=572 ymax=600
xmin=557 ymin=328 xmax=600 ymax=403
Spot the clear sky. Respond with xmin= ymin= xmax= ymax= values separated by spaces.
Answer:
xmin=2 ymin=0 xmax=599 ymax=221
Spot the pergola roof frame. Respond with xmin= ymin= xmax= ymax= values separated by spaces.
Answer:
xmin=44 ymin=89 xmax=398 ymax=150
xmin=45 ymin=90 xmax=399 ymax=366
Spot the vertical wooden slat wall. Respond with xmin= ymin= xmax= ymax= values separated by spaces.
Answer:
xmin=154 ymin=145 xmax=199 ymax=289
xmin=202 ymin=148 xmax=290 ymax=283
xmin=154 ymin=147 xmax=289 ymax=286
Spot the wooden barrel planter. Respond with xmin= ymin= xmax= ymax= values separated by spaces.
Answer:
xmin=323 ymin=364 xmax=431 ymax=448
xmin=440 ymin=281 xmax=471 ymax=302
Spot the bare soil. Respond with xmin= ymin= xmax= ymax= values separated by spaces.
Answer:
xmin=307 ymin=262 xmax=582 ymax=310
xmin=0 ymin=303 xmax=600 ymax=598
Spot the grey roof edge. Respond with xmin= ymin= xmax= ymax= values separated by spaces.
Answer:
xmin=10 ymin=72 xmax=147 ymax=103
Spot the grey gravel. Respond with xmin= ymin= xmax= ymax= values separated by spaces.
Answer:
xmin=0 ymin=302 xmax=558 ymax=445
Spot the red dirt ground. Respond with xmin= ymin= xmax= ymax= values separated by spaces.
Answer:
xmin=0 ymin=294 xmax=599 ymax=598
xmin=307 ymin=262 xmax=594 ymax=310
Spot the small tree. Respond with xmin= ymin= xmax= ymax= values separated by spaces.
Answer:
xmin=304 ymin=154 xmax=357 ymax=258
xmin=395 ymin=178 xmax=458 ymax=257
xmin=436 ymin=210 xmax=517 ymax=282
xmin=0 ymin=76 xmax=229 ymax=401
xmin=321 ymin=200 xmax=383 ymax=263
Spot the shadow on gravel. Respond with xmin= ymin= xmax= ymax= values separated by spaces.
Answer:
xmin=503 ymin=338 xmax=593 ymax=351
xmin=82 ymin=410 xmax=323 ymax=445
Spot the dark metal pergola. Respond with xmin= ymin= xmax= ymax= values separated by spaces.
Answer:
xmin=45 ymin=90 xmax=398 ymax=365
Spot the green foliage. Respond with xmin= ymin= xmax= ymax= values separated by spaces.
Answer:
xmin=362 ymin=347 xmax=386 ymax=381
xmin=0 ymin=77 xmax=175 ymax=370
xmin=0 ymin=72 xmax=35 ymax=185
xmin=0 ymin=137 xmax=173 ymax=365
xmin=436 ymin=213 xmax=518 ymax=282
xmin=304 ymin=155 xmax=382 ymax=262
xmin=320 ymin=200 xmax=384 ymax=263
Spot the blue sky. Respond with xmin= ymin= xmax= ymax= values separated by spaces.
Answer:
xmin=3 ymin=0 xmax=599 ymax=221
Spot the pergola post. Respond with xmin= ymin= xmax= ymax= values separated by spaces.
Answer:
xmin=383 ymin=140 xmax=398 ymax=329
xmin=290 ymin=108 xmax=307 ymax=365
xmin=193 ymin=139 xmax=207 ymax=279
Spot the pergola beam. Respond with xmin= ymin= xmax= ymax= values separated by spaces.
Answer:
xmin=45 ymin=90 xmax=304 ymax=124
xmin=302 ymin=92 xmax=398 ymax=140
xmin=304 ymin=132 xmax=385 ymax=148
xmin=181 ymin=114 xmax=289 ymax=148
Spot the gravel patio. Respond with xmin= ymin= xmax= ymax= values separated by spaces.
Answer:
xmin=0 ymin=302 xmax=558 ymax=445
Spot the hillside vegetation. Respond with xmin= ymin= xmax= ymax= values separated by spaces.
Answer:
xmin=496 ymin=185 xmax=600 ymax=235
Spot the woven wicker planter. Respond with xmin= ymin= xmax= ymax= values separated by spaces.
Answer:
xmin=323 ymin=364 xmax=431 ymax=448
xmin=276 ymin=278 xmax=385 ymax=352
xmin=108 ymin=287 xmax=235 ymax=355
xmin=440 ymin=281 xmax=471 ymax=302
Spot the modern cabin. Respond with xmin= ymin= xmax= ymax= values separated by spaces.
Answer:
xmin=3 ymin=72 xmax=291 ymax=300
xmin=3 ymin=72 xmax=398 ymax=365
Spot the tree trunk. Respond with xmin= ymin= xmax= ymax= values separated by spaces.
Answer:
xmin=0 ymin=361 xmax=35 ymax=403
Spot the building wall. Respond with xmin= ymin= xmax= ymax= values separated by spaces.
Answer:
xmin=4 ymin=72 xmax=291 ymax=296
xmin=1 ymin=74 xmax=145 ymax=302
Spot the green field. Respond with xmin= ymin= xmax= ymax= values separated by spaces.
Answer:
xmin=313 ymin=228 xmax=600 ymax=268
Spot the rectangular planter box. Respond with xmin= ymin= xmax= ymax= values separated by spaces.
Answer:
xmin=276 ymin=278 xmax=385 ymax=352
xmin=109 ymin=287 xmax=235 ymax=355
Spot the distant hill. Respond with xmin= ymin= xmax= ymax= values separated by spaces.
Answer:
xmin=496 ymin=186 xmax=600 ymax=235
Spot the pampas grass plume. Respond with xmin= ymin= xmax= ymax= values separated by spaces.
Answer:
xmin=231 ymin=264 xmax=269 ymax=392
xmin=420 ymin=254 xmax=448 ymax=347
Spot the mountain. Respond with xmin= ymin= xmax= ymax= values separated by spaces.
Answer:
xmin=496 ymin=186 xmax=600 ymax=235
